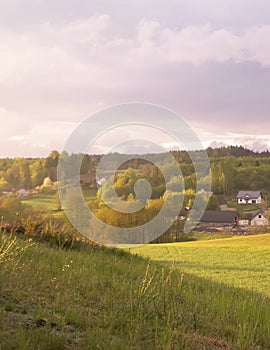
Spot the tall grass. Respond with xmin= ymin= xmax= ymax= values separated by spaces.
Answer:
xmin=0 ymin=234 xmax=17 ymax=264
xmin=1 ymin=234 xmax=270 ymax=349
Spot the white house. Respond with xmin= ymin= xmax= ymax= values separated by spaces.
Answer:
xmin=251 ymin=210 xmax=269 ymax=226
xmin=237 ymin=191 xmax=262 ymax=205
xmin=238 ymin=219 xmax=249 ymax=227
xmin=17 ymin=188 xmax=29 ymax=197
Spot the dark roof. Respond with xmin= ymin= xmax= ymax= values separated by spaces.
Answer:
xmin=252 ymin=209 xmax=266 ymax=219
xmin=200 ymin=210 xmax=238 ymax=223
xmin=80 ymin=174 xmax=96 ymax=184
xmin=237 ymin=191 xmax=261 ymax=199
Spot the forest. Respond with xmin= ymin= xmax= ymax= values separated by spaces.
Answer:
xmin=1 ymin=146 xmax=270 ymax=195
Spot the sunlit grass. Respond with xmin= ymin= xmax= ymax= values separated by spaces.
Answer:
xmin=21 ymin=192 xmax=57 ymax=211
xmin=1 ymin=233 xmax=270 ymax=349
xmin=0 ymin=234 xmax=17 ymax=264
xmin=131 ymin=234 xmax=270 ymax=297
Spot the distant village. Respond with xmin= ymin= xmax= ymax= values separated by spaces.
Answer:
xmin=194 ymin=190 xmax=269 ymax=234
xmin=1 ymin=176 xmax=54 ymax=198
xmin=1 ymin=169 xmax=269 ymax=236
xmin=1 ymin=146 xmax=270 ymax=239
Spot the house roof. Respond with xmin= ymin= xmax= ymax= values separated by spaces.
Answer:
xmin=80 ymin=174 xmax=96 ymax=184
xmin=251 ymin=209 xmax=266 ymax=219
xmin=237 ymin=191 xmax=261 ymax=199
xmin=200 ymin=210 xmax=238 ymax=223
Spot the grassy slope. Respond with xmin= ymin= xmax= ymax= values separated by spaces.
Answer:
xmin=1 ymin=235 xmax=270 ymax=349
xmin=132 ymin=234 xmax=270 ymax=298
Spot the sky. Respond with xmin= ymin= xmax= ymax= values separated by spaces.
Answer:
xmin=1 ymin=0 xmax=270 ymax=157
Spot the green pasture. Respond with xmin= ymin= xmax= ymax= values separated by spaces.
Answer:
xmin=132 ymin=234 xmax=270 ymax=297
xmin=21 ymin=188 xmax=97 ymax=217
xmin=21 ymin=192 xmax=57 ymax=211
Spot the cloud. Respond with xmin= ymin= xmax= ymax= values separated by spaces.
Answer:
xmin=204 ymin=132 xmax=270 ymax=152
xmin=2 ymin=17 xmax=270 ymax=89
xmin=86 ymin=124 xmax=183 ymax=155
xmin=0 ymin=113 xmax=78 ymax=157
xmin=1 ymin=13 xmax=270 ymax=156
xmin=133 ymin=21 xmax=270 ymax=66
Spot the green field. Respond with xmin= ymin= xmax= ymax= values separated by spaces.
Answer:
xmin=21 ymin=189 xmax=97 ymax=214
xmin=21 ymin=192 xmax=58 ymax=212
xmin=132 ymin=234 xmax=270 ymax=297
xmin=1 ymin=233 xmax=270 ymax=349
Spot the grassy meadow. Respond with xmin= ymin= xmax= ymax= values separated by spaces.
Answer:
xmin=131 ymin=234 xmax=270 ymax=298
xmin=1 ymin=233 xmax=270 ymax=349
xmin=21 ymin=192 xmax=59 ymax=212
xmin=21 ymin=189 xmax=97 ymax=214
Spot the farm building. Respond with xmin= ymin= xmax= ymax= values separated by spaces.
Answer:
xmin=251 ymin=209 xmax=269 ymax=226
xmin=237 ymin=191 xmax=262 ymax=205
xmin=197 ymin=210 xmax=238 ymax=231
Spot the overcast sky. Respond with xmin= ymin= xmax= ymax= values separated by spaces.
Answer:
xmin=1 ymin=0 xmax=270 ymax=157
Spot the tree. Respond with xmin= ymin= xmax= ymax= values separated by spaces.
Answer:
xmin=0 ymin=177 xmax=9 ymax=190
xmin=0 ymin=196 xmax=28 ymax=222
xmin=211 ymin=163 xmax=223 ymax=194
xmin=206 ymin=194 xmax=219 ymax=210
xmin=184 ymin=174 xmax=196 ymax=191
xmin=20 ymin=162 xmax=32 ymax=188
xmin=149 ymin=165 xmax=164 ymax=188
xmin=45 ymin=150 xmax=60 ymax=181
xmin=221 ymin=157 xmax=236 ymax=195
xmin=30 ymin=159 xmax=47 ymax=187
xmin=80 ymin=154 xmax=91 ymax=174
xmin=183 ymin=188 xmax=195 ymax=208
xmin=114 ymin=168 xmax=139 ymax=199
xmin=167 ymin=176 xmax=184 ymax=192
xmin=6 ymin=164 xmax=20 ymax=188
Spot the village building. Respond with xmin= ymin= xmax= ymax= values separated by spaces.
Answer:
xmin=196 ymin=210 xmax=238 ymax=231
xmin=17 ymin=188 xmax=29 ymax=197
xmin=238 ymin=219 xmax=249 ymax=227
xmin=237 ymin=191 xmax=262 ymax=205
xmin=251 ymin=209 xmax=269 ymax=226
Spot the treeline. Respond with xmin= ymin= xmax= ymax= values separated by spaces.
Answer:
xmin=206 ymin=145 xmax=270 ymax=158
xmin=1 ymin=146 xmax=270 ymax=195
xmin=1 ymin=145 xmax=270 ymax=244
xmin=0 ymin=151 xmax=59 ymax=190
